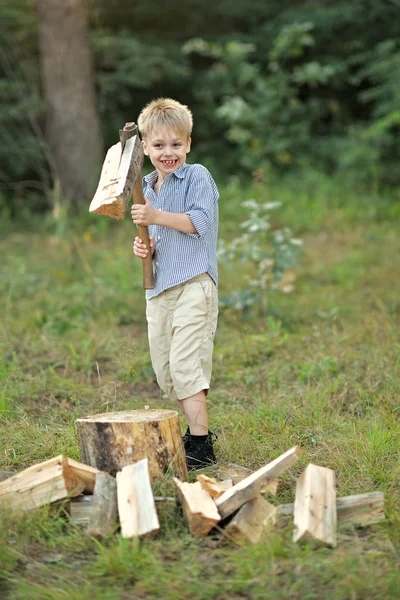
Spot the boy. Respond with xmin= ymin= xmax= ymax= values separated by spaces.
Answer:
xmin=131 ymin=98 xmax=219 ymax=470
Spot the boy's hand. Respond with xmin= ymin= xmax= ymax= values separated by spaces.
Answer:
xmin=131 ymin=198 xmax=157 ymax=226
xmin=133 ymin=236 xmax=155 ymax=258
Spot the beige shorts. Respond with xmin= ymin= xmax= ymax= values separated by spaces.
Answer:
xmin=146 ymin=274 xmax=218 ymax=401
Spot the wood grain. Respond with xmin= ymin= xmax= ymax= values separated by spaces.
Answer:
xmin=75 ymin=409 xmax=188 ymax=482
xmin=174 ymin=478 xmax=220 ymax=538
xmin=215 ymin=446 xmax=302 ymax=519
xmin=293 ymin=463 xmax=337 ymax=547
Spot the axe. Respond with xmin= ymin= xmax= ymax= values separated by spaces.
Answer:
xmin=89 ymin=122 xmax=154 ymax=289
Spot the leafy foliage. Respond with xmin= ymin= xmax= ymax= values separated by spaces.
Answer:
xmin=218 ymin=172 xmax=303 ymax=316
xmin=1 ymin=0 xmax=400 ymax=211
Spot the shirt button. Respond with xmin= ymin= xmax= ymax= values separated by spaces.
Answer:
xmin=158 ymin=208 xmax=162 ymax=211
xmin=157 ymin=236 xmax=161 ymax=241
xmin=155 ymin=262 xmax=159 ymax=266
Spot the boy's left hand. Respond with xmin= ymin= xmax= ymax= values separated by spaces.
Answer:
xmin=131 ymin=199 xmax=157 ymax=226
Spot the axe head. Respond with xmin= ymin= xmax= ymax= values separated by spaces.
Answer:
xmin=89 ymin=123 xmax=144 ymax=220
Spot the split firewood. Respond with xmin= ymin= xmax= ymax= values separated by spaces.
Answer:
xmin=87 ymin=472 xmax=118 ymax=537
xmin=66 ymin=458 xmax=100 ymax=494
xmin=0 ymin=456 xmax=85 ymax=513
xmin=89 ymin=142 xmax=124 ymax=219
xmin=336 ymin=491 xmax=384 ymax=525
xmin=293 ymin=464 xmax=337 ymax=547
xmin=215 ymin=463 xmax=278 ymax=496
xmin=116 ymin=459 xmax=160 ymax=539
xmin=215 ymin=446 xmax=302 ymax=520
xmin=70 ymin=494 xmax=175 ymax=527
xmin=277 ymin=491 xmax=385 ymax=528
xmin=75 ymin=409 xmax=187 ymax=481
xmin=224 ymin=495 xmax=277 ymax=545
xmin=89 ymin=128 xmax=143 ymax=221
xmin=70 ymin=495 xmax=93 ymax=525
xmin=197 ymin=475 xmax=233 ymax=499
xmin=173 ymin=478 xmax=221 ymax=538
xmin=260 ymin=479 xmax=279 ymax=497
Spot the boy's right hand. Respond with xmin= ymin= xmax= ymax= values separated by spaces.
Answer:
xmin=133 ymin=236 xmax=155 ymax=258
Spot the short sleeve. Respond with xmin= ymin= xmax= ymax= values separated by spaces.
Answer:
xmin=185 ymin=166 xmax=219 ymax=238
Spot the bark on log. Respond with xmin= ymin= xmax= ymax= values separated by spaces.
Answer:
xmin=75 ymin=409 xmax=188 ymax=481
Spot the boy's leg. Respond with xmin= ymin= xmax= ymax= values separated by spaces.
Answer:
xmin=177 ymin=390 xmax=208 ymax=435
xmin=146 ymin=294 xmax=177 ymax=402
xmin=170 ymin=275 xmax=218 ymax=468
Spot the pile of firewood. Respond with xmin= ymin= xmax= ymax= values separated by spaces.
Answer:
xmin=0 ymin=446 xmax=384 ymax=547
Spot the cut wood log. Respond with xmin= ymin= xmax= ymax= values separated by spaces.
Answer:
xmin=89 ymin=135 xmax=143 ymax=221
xmin=335 ymin=491 xmax=384 ymax=526
xmin=75 ymin=409 xmax=188 ymax=481
xmin=70 ymin=495 xmax=93 ymax=525
xmin=0 ymin=456 xmax=85 ymax=513
xmin=277 ymin=491 xmax=385 ymax=527
xmin=87 ymin=472 xmax=118 ymax=537
xmin=66 ymin=458 xmax=100 ymax=494
xmin=293 ymin=463 xmax=337 ymax=547
xmin=224 ymin=495 xmax=277 ymax=545
xmin=260 ymin=479 xmax=279 ymax=497
xmin=215 ymin=446 xmax=302 ymax=520
xmin=174 ymin=478 xmax=221 ymax=538
xmin=115 ymin=133 xmax=143 ymax=207
xmin=197 ymin=475 xmax=232 ymax=499
xmin=215 ymin=463 xmax=278 ymax=495
xmin=70 ymin=494 xmax=174 ymax=527
xmin=89 ymin=142 xmax=122 ymax=218
xmin=117 ymin=459 xmax=160 ymax=538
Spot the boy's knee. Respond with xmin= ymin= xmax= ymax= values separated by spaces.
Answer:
xmin=170 ymin=357 xmax=209 ymax=400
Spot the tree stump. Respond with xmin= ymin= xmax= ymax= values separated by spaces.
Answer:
xmin=75 ymin=409 xmax=188 ymax=481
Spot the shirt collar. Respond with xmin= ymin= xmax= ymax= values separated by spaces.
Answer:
xmin=144 ymin=163 xmax=189 ymax=186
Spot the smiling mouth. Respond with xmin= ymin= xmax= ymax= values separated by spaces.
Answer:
xmin=161 ymin=160 xmax=178 ymax=166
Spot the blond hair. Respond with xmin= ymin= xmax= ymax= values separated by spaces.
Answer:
xmin=137 ymin=98 xmax=193 ymax=140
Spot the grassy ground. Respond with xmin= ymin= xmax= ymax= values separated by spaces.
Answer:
xmin=1 ymin=177 xmax=400 ymax=599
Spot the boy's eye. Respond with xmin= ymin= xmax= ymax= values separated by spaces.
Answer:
xmin=174 ymin=143 xmax=182 ymax=147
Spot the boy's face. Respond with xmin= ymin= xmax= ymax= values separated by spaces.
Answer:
xmin=142 ymin=128 xmax=191 ymax=179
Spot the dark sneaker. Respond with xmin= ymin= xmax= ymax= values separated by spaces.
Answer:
xmin=185 ymin=432 xmax=218 ymax=471
xmin=182 ymin=426 xmax=191 ymax=451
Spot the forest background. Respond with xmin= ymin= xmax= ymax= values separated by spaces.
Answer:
xmin=1 ymin=0 xmax=400 ymax=213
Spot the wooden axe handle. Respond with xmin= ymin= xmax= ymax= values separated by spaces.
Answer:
xmin=132 ymin=177 xmax=154 ymax=290
xmin=121 ymin=122 xmax=154 ymax=290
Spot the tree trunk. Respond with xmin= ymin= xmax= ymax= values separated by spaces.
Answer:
xmin=36 ymin=0 xmax=103 ymax=204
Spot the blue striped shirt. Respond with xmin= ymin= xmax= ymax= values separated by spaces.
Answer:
xmin=143 ymin=163 xmax=219 ymax=299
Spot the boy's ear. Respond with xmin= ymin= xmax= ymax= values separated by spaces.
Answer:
xmin=186 ymin=137 xmax=192 ymax=153
xmin=142 ymin=139 xmax=149 ymax=156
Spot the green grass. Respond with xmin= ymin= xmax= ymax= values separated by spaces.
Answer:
xmin=1 ymin=177 xmax=400 ymax=599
